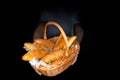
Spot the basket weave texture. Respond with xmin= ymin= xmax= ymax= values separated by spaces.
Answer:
xmin=24 ymin=21 xmax=80 ymax=77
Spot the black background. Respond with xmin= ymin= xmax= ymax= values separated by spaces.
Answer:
xmin=16 ymin=4 xmax=97 ymax=80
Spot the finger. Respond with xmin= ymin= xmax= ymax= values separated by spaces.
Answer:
xmin=71 ymin=55 xmax=78 ymax=65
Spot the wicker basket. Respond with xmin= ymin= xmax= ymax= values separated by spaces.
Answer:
xmin=30 ymin=21 xmax=80 ymax=77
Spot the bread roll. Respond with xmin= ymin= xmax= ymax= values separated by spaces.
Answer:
xmin=41 ymin=49 xmax=65 ymax=63
xmin=34 ymin=38 xmax=55 ymax=48
xmin=22 ymin=50 xmax=49 ymax=61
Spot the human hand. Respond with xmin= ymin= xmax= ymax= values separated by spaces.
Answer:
xmin=31 ymin=65 xmax=42 ymax=76
xmin=71 ymin=55 xmax=78 ymax=65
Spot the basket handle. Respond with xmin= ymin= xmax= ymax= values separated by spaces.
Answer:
xmin=43 ymin=21 xmax=69 ymax=50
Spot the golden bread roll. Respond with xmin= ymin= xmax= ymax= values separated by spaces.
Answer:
xmin=41 ymin=49 xmax=65 ymax=63
xmin=24 ymin=42 xmax=42 ymax=51
xmin=52 ymin=39 xmax=65 ymax=51
xmin=34 ymin=38 xmax=55 ymax=48
xmin=22 ymin=50 xmax=49 ymax=61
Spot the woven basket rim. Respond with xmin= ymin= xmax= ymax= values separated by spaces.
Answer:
xmin=32 ymin=21 xmax=80 ymax=76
